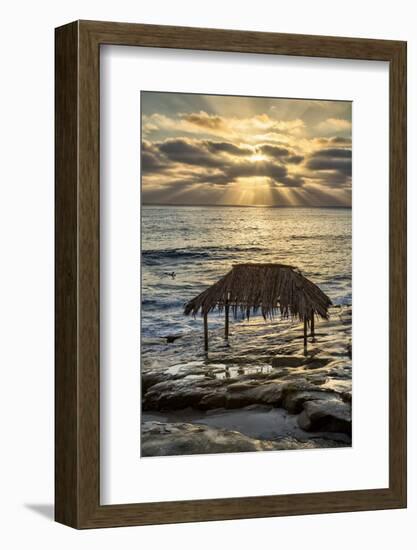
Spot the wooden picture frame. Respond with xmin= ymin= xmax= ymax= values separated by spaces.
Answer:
xmin=55 ymin=20 xmax=407 ymax=528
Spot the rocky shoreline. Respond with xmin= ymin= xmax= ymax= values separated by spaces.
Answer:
xmin=141 ymin=306 xmax=352 ymax=457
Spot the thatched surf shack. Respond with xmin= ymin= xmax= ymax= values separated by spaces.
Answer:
xmin=184 ymin=263 xmax=332 ymax=352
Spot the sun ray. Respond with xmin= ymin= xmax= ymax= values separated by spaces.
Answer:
xmin=141 ymin=92 xmax=352 ymax=207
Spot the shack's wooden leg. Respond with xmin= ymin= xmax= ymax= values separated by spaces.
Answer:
xmin=303 ymin=317 xmax=308 ymax=349
xmin=204 ymin=313 xmax=208 ymax=352
xmin=225 ymin=300 xmax=229 ymax=340
xmin=310 ymin=311 xmax=315 ymax=339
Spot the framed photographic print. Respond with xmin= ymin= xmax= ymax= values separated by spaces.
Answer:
xmin=55 ymin=20 xmax=407 ymax=528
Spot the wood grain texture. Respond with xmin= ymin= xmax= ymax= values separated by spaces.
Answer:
xmin=388 ymin=41 xmax=407 ymax=505
xmin=55 ymin=21 xmax=79 ymax=527
xmin=55 ymin=20 xmax=407 ymax=529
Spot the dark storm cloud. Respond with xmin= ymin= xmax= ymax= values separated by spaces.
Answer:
xmin=142 ymin=137 xmax=305 ymax=188
xmin=306 ymin=146 xmax=352 ymax=180
xmin=141 ymin=151 xmax=165 ymax=172
xmin=157 ymin=138 xmax=257 ymax=166
xmin=258 ymin=145 xmax=304 ymax=165
xmin=158 ymin=139 xmax=225 ymax=168
xmin=311 ymin=148 xmax=352 ymax=159
xmin=286 ymin=155 xmax=304 ymax=165
xmin=259 ymin=144 xmax=290 ymax=158
xmin=178 ymin=157 xmax=296 ymax=187
xmin=205 ymin=141 xmax=253 ymax=156
xmin=141 ymin=141 xmax=169 ymax=173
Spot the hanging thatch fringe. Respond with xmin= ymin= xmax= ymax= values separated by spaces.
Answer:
xmin=184 ymin=263 xmax=332 ymax=324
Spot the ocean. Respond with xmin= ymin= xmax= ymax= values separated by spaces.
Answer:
xmin=141 ymin=205 xmax=351 ymax=339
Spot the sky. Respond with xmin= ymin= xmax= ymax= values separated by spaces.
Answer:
xmin=141 ymin=92 xmax=352 ymax=207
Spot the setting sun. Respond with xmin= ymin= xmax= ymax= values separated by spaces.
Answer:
xmin=249 ymin=153 xmax=267 ymax=162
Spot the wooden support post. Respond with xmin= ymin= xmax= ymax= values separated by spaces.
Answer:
xmin=303 ymin=317 xmax=308 ymax=349
xmin=310 ymin=311 xmax=315 ymax=339
xmin=225 ymin=299 xmax=229 ymax=340
xmin=204 ymin=313 xmax=208 ymax=352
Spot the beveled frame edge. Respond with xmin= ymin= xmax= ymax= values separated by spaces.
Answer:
xmin=55 ymin=20 xmax=407 ymax=529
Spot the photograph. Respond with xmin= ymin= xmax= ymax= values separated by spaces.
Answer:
xmin=0 ymin=0 xmax=410 ymax=539
xmin=140 ymin=91 xmax=352 ymax=457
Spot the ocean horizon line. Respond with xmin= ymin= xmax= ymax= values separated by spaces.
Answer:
xmin=142 ymin=203 xmax=352 ymax=209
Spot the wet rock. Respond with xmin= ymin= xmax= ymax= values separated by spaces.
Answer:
xmin=271 ymin=355 xmax=330 ymax=370
xmin=141 ymin=421 xmax=344 ymax=457
xmin=142 ymin=376 xmax=287 ymax=412
xmin=142 ymin=371 xmax=168 ymax=393
xmin=198 ymin=393 xmax=228 ymax=410
xmin=144 ymin=376 xmax=227 ymax=410
xmin=241 ymin=382 xmax=284 ymax=405
xmin=227 ymin=381 xmax=258 ymax=393
xmin=271 ymin=355 xmax=306 ymax=368
xmin=297 ymin=398 xmax=351 ymax=435
xmin=165 ymin=334 xmax=183 ymax=343
xmin=341 ymin=391 xmax=352 ymax=403
xmin=140 ymin=305 xmax=352 ymax=450
xmin=309 ymin=378 xmax=327 ymax=386
xmin=304 ymin=358 xmax=331 ymax=369
xmin=202 ymin=381 xmax=284 ymax=410
xmin=282 ymin=390 xmax=333 ymax=414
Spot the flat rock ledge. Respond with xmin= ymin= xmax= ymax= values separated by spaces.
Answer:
xmin=141 ymin=421 xmax=346 ymax=457
xmin=142 ymin=376 xmax=335 ymax=412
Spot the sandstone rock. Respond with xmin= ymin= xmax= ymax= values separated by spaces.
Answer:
xmin=297 ymin=398 xmax=351 ymax=435
xmin=141 ymin=421 xmax=345 ymax=457
xmin=198 ymin=392 xmax=228 ymax=410
xmin=282 ymin=390 xmax=332 ymax=414
xmin=143 ymin=376 xmax=286 ymax=411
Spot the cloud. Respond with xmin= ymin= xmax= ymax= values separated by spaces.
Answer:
xmin=141 ymin=141 xmax=169 ymax=173
xmin=305 ymin=145 xmax=352 ymax=187
xmin=287 ymin=154 xmax=305 ymax=165
xmin=256 ymin=145 xmax=304 ymax=165
xmin=259 ymin=144 xmax=290 ymax=158
xmin=183 ymin=112 xmax=225 ymax=129
xmin=205 ymin=141 xmax=253 ymax=156
xmin=142 ymin=111 xmax=305 ymax=140
xmin=227 ymin=161 xmax=289 ymax=183
xmin=315 ymin=136 xmax=352 ymax=147
xmin=330 ymin=136 xmax=351 ymax=145
xmin=142 ymin=137 xmax=305 ymax=189
xmin=311 ymin=147 xmax=352 ymax=159
xmin=316 ymin=117 xmax=352 ymax=135
xmin=158 ymin=139 xmax=225 ymax=168
xmin=141 ymin=95 xmax=352 ymax=206
xmin=307 ymin=158 xmax=351 ymax=173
